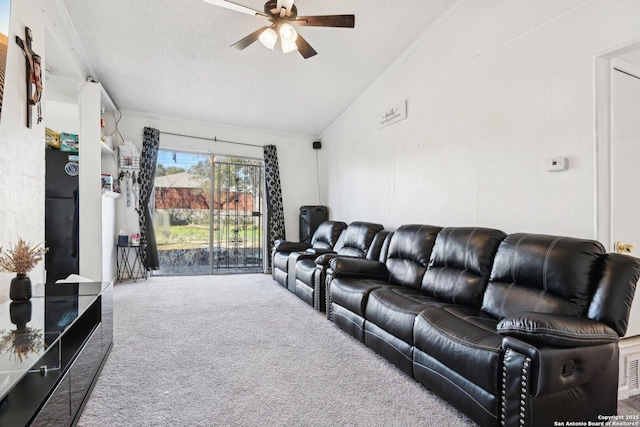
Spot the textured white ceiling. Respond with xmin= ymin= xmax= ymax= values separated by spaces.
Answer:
xmin=53 ymin=0 xmax=458 ymax=136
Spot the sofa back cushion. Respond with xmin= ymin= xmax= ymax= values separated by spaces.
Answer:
xmin=336 ymin=222 xmax=384 ymax=258
xmin=422 ymin=227 xmax=507 ymax=308
xmin=367 ymin=230 xmax=391 ymax=261
xmin=311 ymin=221 xmax=347 ymax=250
xmin=482 ymin=233 xmax=606 ymax=319
xmin=588 ymin=253 xmax=640 ymax=336
xmin=385 ymin=224 xmax=442 ymax=289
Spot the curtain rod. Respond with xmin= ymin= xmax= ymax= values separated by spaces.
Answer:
xmin=159 ymin=131 xmax=264 ymax=148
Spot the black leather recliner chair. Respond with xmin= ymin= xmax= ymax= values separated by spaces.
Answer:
xmin=292 ymin=222 xmax=385 ymax=311
xmin=329 ymin=224 xmax=442 ymax=341
xmin=271 ymin=220 xmax=346 ymax=290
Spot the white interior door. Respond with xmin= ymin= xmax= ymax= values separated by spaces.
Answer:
xmin=611 ymin=65 xmax=640 ymax=337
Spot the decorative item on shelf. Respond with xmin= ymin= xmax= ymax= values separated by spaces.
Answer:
xmin=45 ymin=127 xmax=61 ymax=148
xmin=0 ymin=301 xmax=44 ymax=362
xmin=0 ymin=239 xmax=48 ymax=301
xmin=117 ymin=230 xmax=129 ymax=247
xmin=130 ymin=234 xmax=141 ymax=246
xmin=60 ymin=132 xmax=79 ymax=153
xmin=101 ymin=174 xmax=113 ymax=192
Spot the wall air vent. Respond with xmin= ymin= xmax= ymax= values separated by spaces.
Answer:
xmin=629 ymin=358 xmax=640 ymax=396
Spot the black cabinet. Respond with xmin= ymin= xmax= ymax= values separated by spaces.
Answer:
xmin=299 ymin=205 xmax=328 ymax=243
xmin=0 ymin=282 xmax=113 ymax=427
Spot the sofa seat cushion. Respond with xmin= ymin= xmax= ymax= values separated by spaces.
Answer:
xmin=295 ymin=258 xmax=316 ymax=288
xmin=273 ymin=251 xmax=291 ymax=272
xmin=366 ymin=288 xmax=449 ymax=344
xmin=414 ymin=306 xmax=502 ymax=394
xmin=331 ymin=278 xmax=395 ymax=317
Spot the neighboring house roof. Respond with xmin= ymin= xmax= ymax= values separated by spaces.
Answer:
xmin=154 ymin=172 xmax=206 ymax=189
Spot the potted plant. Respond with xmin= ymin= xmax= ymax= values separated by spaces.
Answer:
xmin=0 ymin=239 xmax=48 ymax=301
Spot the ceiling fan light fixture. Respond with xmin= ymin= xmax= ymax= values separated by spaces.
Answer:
xmin=259 ymin=27 xmax=277 ymax=49
xmin=279 ymin=23 xmax=297 ymax=42
xmin=281 ymin=39 xmax=298 ymax=53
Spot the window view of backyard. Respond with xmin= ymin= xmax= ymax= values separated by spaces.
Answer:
xmin=153 ymin=150 xmax=263 ymax=275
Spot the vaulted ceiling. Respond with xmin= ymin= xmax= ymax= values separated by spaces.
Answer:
xmin=45 ymin=0 xmax=458 ymax=136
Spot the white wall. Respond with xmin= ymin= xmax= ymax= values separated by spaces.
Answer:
xmin=0 ymin=0 xmax=48 ymax=302
xmin=114 ymin=111 xmax=319 ymax=243
xmin=320 ymin=0 xmax=640 ymax=241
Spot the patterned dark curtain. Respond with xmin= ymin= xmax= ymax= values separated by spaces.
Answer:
xmin=264 ymin=145 xmax=285 ymax=271
xmin=137 ymin=127 xmax=160 ymax=270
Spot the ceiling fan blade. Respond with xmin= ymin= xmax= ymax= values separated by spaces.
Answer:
xmin=295 ymin=32 xmax=317 ymax=59
xmin=203 ymin=0 xmax=268 ymax=17
xmin=231 ymin=26 xmax=270 ymax=50
xmin=294 ymin=15 xmax=355 ymax=28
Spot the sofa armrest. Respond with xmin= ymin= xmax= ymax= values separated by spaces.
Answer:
xmin=497 ymin=312 xmax=618 ymax=347
xmin=502 ymin=335 xmax=618 ymax=398
xmin=273 ymin=240 xmax=311 ymax=252
xmin=329 ymin=257 xmax=388 ymax=281
xmin=305 ymin=248 xmax=335 ymax=256
xmin=315 ymin=253 xmax=345 ymax=266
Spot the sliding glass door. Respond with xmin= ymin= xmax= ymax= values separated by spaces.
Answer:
xmin=153 ymin=150 xmax=263 ymax=275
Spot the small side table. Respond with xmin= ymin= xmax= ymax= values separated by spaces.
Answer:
xmin=116 ymin=244 xmax=148 ymax=282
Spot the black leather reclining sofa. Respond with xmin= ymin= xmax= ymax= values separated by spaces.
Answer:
xmin=326 ymin=224 xmax=640 ymax=426
xmin=293 ymin=222 xmax=386 ymax=311
xmin=271 ymin=220 xmax=346 ymax=290
xmin=273 ymin=221 xmax=387 ymax=310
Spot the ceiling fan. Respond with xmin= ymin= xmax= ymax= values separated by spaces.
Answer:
xmin=203 ymin=0 xmax=355 ymax=59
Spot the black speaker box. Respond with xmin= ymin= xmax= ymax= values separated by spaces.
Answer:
xmin=299 ymin=205 xmax=328 ymax=243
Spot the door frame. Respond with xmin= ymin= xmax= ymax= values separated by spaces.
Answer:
xmin=595 ymin=39 xmax=640 ymax=251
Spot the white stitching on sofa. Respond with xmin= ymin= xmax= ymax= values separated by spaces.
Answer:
xmin=542 ymin=237 xmax=561 ymax=291
xmin=420 ymin=312 xmax=502 ymax=353
xmin=465 ymin=228 xmax=479 ymax=273
xmin=453 ymin=269 xmax=467 ymax=305
xmin=364 ymin=329 xmax=413 ymax=362
xmin=443 ymin=227 xmax=454 ymax=269
xmin=533 ymin=289 xmax=546 ymax=312
xmin=499 ymin=283 xmax=516 ymax=317
xmin=413 ymin=358 xmax=498 ymax=419
xmin=511 ymin=235 xmax=527 ymax=284
xmin=371 ymin=292 xmax=422 ymax=316
xmin=499 ymin=326 xmax=616 ymax=341
xmin=332 ymin=309 xmax=364 ymax=331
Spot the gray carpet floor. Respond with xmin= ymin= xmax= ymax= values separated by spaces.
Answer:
xmin=77 ymin=274 xmax=640 ymax=426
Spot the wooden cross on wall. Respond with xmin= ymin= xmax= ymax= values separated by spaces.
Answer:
xmin=15 ymin=27 xmax=43 ymax=128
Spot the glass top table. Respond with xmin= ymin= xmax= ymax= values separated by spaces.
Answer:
xmin=0 ymin=282 xmax=108 ymax=402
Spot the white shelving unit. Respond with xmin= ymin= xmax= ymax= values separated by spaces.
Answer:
xmin=44 ymin=78 xmax=121 ymax=282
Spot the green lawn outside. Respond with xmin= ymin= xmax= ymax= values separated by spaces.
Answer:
xmin=156 ymin=224 xmax=262 ymax=250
